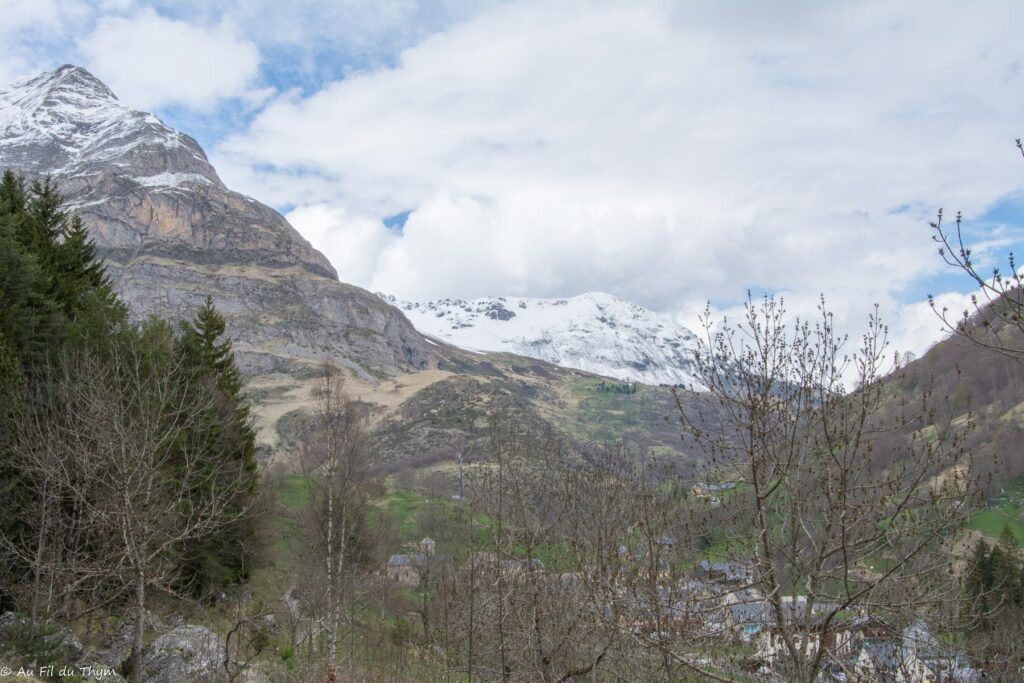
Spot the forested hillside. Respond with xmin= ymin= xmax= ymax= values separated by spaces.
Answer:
xmin=0 ymin=172 xmax=258 ymax=682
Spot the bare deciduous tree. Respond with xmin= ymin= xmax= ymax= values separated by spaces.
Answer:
xmin=4 ymin=339 xmax=251 ymax=683
xmin=298 ymin=360 xmax=371 ymax=672
xmin=930 ymin=139 xmax=1024 ymax=361
xmin=433 ymin=426 xmax=657 ymax=682
xmin=675 ymin=294 xmax=978 ymax=682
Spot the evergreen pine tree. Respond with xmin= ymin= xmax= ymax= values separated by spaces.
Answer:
xmin=0 ymin=170 xmax=132 ymax=609
xmin=50 ymin=214 xmax=113 ymax=315
xmin=0 ymin=172 xmax=121 ymax=363
xmin=0 ymin=331 xmax=22 ymax=443
xmin=0 ymin=171 xmax=26 ymax=221
xmin=965 ymin=538 xmax=992 ymax=621
xmin=994 ymin=525 xmax=1022 ymax=606
xmin=997 ymin=524 xmax=1020 ymax=551
xmin=18 ymin=177 xmax=65 ymax=273
xmin=0 ymin=329 xmax=26 ymax=517
xmin=181 ymin=296 xmax=244 ymax=387
xmin=0 ymin=213 xmax=55 ymax=365
xmin=177 ymin=297 xmax=259 ymax=596
xmin=23 ymin=178 xmax=119 ymax=327
xmin=0 ymin=169 xmax=259 ymax=618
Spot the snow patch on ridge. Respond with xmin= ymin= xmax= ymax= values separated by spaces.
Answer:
xmin=381 ymin=291 xmax=704 ymax=387
xmin=133 ymin=172 xmax=213 ymax=188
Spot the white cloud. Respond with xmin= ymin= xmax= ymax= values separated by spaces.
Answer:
xmin=97 ymin=0 xmax=134 ymax=11
xmin=78 ymin=8 xmax=261 ymax=110
xmin=889 ymin=291 xmax=975 ymax=359
xmin=285 ymin=203 xmax=397 ymax=285
xmin=681 ymin=287 xmax=969 ymax=370
xmin=0 ymin=0 xmax=1008 ymax=357
xmin=0 ymin=0 xmax=89 ymax=84
xmin=211 ymin=0 xmax=1024 ymax=359
xmin=0 ymin=0 xmax=65 ymax=35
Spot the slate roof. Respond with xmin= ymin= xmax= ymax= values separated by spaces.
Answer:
xmin=387 ymin=554 xmax=424 ymax=567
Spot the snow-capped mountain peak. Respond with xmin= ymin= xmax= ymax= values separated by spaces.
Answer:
xmin=0 ymin=65 xmax=119 ymax=121
xmin=381 ymin=291 xmax=703 ymax=386
xmin=0 ymin=64 xmax=217 ymax=187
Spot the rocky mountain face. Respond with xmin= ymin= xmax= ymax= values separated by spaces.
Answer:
xmin=0 ymin=65 xmax=707 ymax=471
xmin=381 ymin=291 xmax=703 ymax=386
xmin=0 ymin=65 xmax=435 ymax=378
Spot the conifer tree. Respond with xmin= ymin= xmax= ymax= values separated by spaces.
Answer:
xmin=0 ymin=331 xmax=21 ymax=441
xmin=11 ymin=176 xmax=66 ymax=290
xmin=0 ymin=172 xmax=120 ymax=365
xmin=0 ymin=171 xmax=26 ymax=220
xmin=0 ymin=170 xmax=260 ymax=625
xmin=0 ymin=330 xmax=27 ymax=608
xmin=24 ymin=177 xmax=117 ymax=328
xmin=176 ymin=297 xmax=258 ymax=595
xmin=180 ymin=296 xmax=244 ymax=389
xmin=50 ymin=214 xmax=113 ymax=315
xmin=969 ymin=527 xmax=1024 ymax=626
xmin=0 ymin=172 xmax=125 ymax=612
xmin=965 ymin=538 xmax=992 ymax=606
xmin=0 ymin=214 xmax=54 ymax=365
xmin=993 ymin=526 xmax=1022 ymax=606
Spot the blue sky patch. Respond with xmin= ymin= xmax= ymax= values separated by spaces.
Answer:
xmin=384 ymin=210 xmax=411 ymax=232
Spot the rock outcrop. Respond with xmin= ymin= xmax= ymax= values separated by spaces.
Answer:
xmin=139 ymin=624 xmax=225 ymax=683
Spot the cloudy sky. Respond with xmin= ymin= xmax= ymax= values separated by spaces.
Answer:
xmin=2 ymin=0 xmax=1023 ymax=357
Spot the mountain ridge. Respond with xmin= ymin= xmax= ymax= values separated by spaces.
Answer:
xmin=380 ymin=290 xmax=703 ymax=386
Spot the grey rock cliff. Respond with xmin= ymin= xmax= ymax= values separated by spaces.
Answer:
xmin=140 ymin=625 xmax=226 ymax=683
xmin=0 ymin=65 xmax=435 ymax=377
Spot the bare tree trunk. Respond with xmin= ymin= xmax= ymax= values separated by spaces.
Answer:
xmin=468 ymin=553 xmax=475 ymax=683
xmin=29 ymin=490 xmax=50 ymax=623
xmin=299 ymin=359 xmax=370 ymax=675
xmin=129 ymin=571 xmax=146 ymax=683
xmin=419 ymin=564 xmax=430 ymax=640
xmin=325 ymin=476 xmax=335 ymax=664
